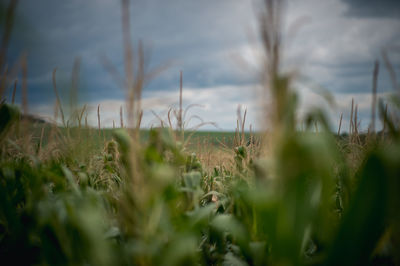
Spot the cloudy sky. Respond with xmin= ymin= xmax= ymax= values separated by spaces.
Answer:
xmin=5 ymin=0 xmax=400 ymax=131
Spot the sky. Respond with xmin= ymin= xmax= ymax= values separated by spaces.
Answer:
xmin=3 ymin=0 xmax=400 ymax=131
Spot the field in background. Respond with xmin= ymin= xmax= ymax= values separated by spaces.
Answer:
xmin=23 ymin=119 xmax=247 ymax=150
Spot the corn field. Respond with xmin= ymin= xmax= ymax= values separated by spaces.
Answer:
xmin=1 ymin=0 xmax=400 ymax=265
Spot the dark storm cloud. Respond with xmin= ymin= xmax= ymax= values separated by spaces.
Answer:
xmin=342 ymin=0 xmax=400 ymax=18
xmin=7 ymin=0 xmax=256 ymax=107
xmin=4 ymin=0 xmax=400 ymax=130
xmin=318 ymin=61 xmax=399 ymax=94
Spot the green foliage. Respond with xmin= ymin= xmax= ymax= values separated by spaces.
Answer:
xmin=1 ymin=0 xmax=400 ymax=260
xmin=1 ymin=97 xmax=400 ymax=266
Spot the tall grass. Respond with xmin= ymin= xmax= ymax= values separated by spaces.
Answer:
xmin=1 ymin=0 xmax=400 ymax=265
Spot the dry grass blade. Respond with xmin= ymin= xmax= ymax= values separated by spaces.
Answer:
xmin=381 ymin=103 xmax=388 ymax=140
xmin=235 ymin=119 xmax=240 ymax=147
xmin=38 ymin=125 xmax=45 ymax=155
xmin=382 ymin=49 xmax=399 ymax=93
xmin=77 ymin=104 xmax=87 ymax=129
xmin=371 ymin=60 xmax=379 ymax=133
xmin=0 ymin=0 xmax=18 ymax=72
xmin=259 ymin=0 xmax=283 ymax=76
xmin=235 ymin=105 xmax=247 ymax=146
xmin=151 ymin=110 xmax=166 ymax=128
xmin=19 ymin=54 xmax=30 ymax=152
xmin=354 ymin=104 xmax=358 ymax=135
xmin=242 ymin=108 xmax=247 ymax=145
xmin=136 ymin=109 xmax=143 ymax=129
xmin=143 ymin=61 xmax=171 ymax=84
xmin=354 ymin=104 xmax=361 ymax=144
xmin=11 ymin=79 xmax=16 ymax=104
xmin=70 ymin=57 xmax=81 ymax=114
xmin=0 ymin=65 xmax=8 ymax=99
xmin=133 ymin=42 xmax=144 ymax=128
xmin=97 ymin=104 xmax=101 ymax=136
xmin=122 ymin=0 xmax=138 ymax=134
xmin=99 ymin=55 xmax=125 ymax=89
xmin=121 ymin=0 xmax=134 ymax=90
xmin=121 ymin=1 xmax=146 ymax=138
xmin=258 ymin=0 xmax=295 ymax=141
xmin=52 ymin=68 xmax=66 ymax=126
xmin=183 ymin=114 xmax=204 ymax=129
xmin=237 ymin=105 xmax=243 ymax=140
xmin=21 ymin=54 xmax=28 ymax=115
xmin=178 ymin=70 xmax=183 ymax=132
xmin=120 ymin=106 xmax=124 ymax=128
xmin=338 ymin=113 xmax=343 ymax=136
xmin=350 ymin=98 xmax=354 ymax=142
xmin=167 ymin=107 xmax=174 ymax=130
xmin=183 ymin=104 xmax=204 ymax=123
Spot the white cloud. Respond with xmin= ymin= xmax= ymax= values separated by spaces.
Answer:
xmin=29 ymin=84 xmax=259 ymax=131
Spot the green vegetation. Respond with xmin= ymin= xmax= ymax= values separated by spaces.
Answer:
xmin=1 ymin=0 xmax=400 ymax=265
xmin=1 ymin=95 xmax=400 ymax=266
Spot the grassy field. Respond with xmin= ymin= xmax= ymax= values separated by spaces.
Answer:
xmin=22 ymin=121 xmax=246 ymax=153
xmin=1 ymin=0 xmax=400 ymax=265
xmin=2 ymin=101 xmax=400 ymax=265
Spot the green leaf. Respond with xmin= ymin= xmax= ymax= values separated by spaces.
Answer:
xmin=326 ymin=152 xmax=389 ymax=266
